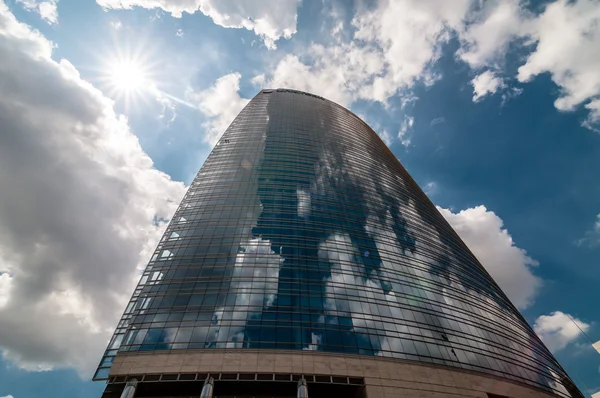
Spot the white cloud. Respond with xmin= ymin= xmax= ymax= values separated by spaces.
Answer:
xmin=471 ymin=70 xmax=504 ymax=102
xmin=36 ymin=0 xmax=57 ymax=22
xmin=438 ymin=205 xmax=541 ymax=309
xmin=255 ymin=0 xmax=600 ymax=131
xmin=398 ymin=116 xmax=414 ymax=147
xmin=260 ymin=0 xmax=473 ymax=107
xmin=355 ymin=113 xmax=394 ymax=147
xmin=250 ymin=73 xmax=266 ymax=88
xmin=257 ymin=0 xmax=482 ymax=142
xmin=458 ymin=0 xmax=528 ymax=69
xmin=457 ymin=0 xmax=600 ymax=129
xmin=0 ymin=272 xmax=12 ymax=308
xmin=377 ymin=129 xmax=392 ymax=147
xmin=15 ymin=0 xmax=58 ymax=24
xmin=517 ymin=0 xmax=600 ymax=113
xmin=156 ymin=93 xmax=177 ymax=125
xmin=0 ymin=2 xmax=186 ymax=376
xmin=260 ymin=51 xmax=370 ymax=107
xmin=583 ymin=98 xmax=600 ymax=132
xmin=362 ymin=112 xmax=400 ymax=148
xmin=187 ymin=73 xmax=250 ymax=145
xmin=95 ymin=0 xmax=300 ymax=49
xmin=575 ymin=213 xmax=600 ymax=247
xmin=423 ymin=181 xmax=437 ymax=196
xmin=0 ymin=395 xmax=14 ymax=398
xmin=176 ymin=28 xmax=183 ymax=37
xmin=534 ymin=311 xmax=590 ymax=352
xmin=110 ymin=20 xmax=122 ymax=30
xmin=352 ymin=0 xmax=473 ymax=102
xmin=295 ymin=0 xmax=599 ymax=129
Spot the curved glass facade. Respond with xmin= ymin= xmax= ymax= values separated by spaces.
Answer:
xmin=95 ymin=89 xmax=580 ymax=397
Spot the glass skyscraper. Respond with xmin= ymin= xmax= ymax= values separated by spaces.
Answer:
xmin=95 ymin=89 xmax=581 ymax=398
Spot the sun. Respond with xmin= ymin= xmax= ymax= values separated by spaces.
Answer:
xmin=102 ymin=56 xmax=153 ymax=110
xmin=96 ymin=42 xmax=159 ymax=112
xmin=108 ymin=60 xmax=146 ymax=93
xmin=95 ymin=39 xmax=192 ymax=115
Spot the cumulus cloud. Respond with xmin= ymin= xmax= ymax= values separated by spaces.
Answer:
xmin=259 ymin=0 xmax=472 ymax=107
xmin=250 ymin=73 xmax=266 ymax=88
xmin=0 ymin=395 xmax=14 ymax=398
xmin=583 ymin=99 xmax=600 ymax=132
xmin=235 ymin=0 xmax=600 ymax=134
xmin=458 ymin=0 xmax=600 ymax=129
xmin=260 ymin=50 xmax=378 ymax=107
xmin=534 ymin=311 xmax=590 ymax=352
xmin=0 ymin=2 xmax=186 ymax=376
xmin=352 ymin=0 xmax=472 ymax=101
xmin=95 ymin=0 xmax=299 ymax=49
xmin=255 ymin=0 xmax=476 ymax=140
xmin=575 ymin=213 xmax=600 ymax=247
xmin=15 ymin=0 xmax=58 ymax=24
xmin=262 ymin=0 xmax=600 ymax=131
xmin=249 ymin=0 xmax=599 ymax=138
xmin=517 ymin=0 xmax=600 ymax=113
xmin=457 ymin=0 xmax=529 ymax=69
xmin=471 ymin=70 xmax=504 ymax=102
xmin=438 ymin=205 xmax=541 ymax=309
xmin=187 ymin=73 xmax=250 ymax=145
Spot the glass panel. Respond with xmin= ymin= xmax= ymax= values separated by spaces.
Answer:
xmin=92 ymin=89 xmax=580 ymax=398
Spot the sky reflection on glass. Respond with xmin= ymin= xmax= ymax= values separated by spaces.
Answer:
xmin=95 ymin=89 xmax=580 ymax=397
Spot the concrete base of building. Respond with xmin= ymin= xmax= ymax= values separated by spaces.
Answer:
xmin=101 ymin=349 xmax=559 ymax=398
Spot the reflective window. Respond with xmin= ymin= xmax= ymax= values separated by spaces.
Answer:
xmin=94 ymin=90 xmax=579 ymax=398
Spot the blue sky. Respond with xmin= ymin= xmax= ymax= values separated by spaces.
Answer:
xmin=0 ymin=0 xmax=599 ymax=397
